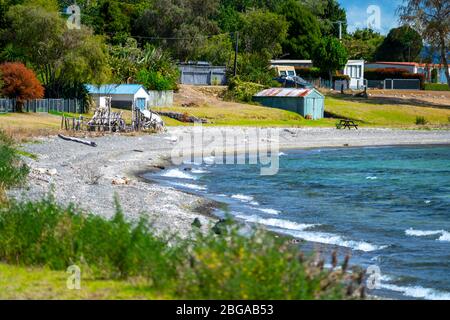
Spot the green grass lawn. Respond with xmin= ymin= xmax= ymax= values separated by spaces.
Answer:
xmin=154 ymin=96 xmax=450 ymax=128
xmin=153 ymin=104 xmax=336 ymax=127
xmin=0 ymin=263 xmax=164 ymax=300
xmin=325 ymin=96 xmax=450 ymax=127
xmin=425 ymin=83 xmax=450 ymax=91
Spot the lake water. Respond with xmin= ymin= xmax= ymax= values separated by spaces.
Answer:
xmin=148 ymin=145 xmax=450 ymax=300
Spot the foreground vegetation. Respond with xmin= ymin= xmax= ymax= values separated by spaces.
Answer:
xmin=0 ymin=197 xmax=365 ymax=300
xmin=0 ymin=130 xmax=364 ymax=299
xmin=0 ymin=130 xmax=28 ymax=199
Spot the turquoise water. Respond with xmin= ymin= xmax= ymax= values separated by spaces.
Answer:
xmin=149 ymin=145 xmax=450 ymax=300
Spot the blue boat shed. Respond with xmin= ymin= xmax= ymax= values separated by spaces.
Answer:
xmin=253 ymin=88 xmax=325 ymax=120
xmin=86 ymin=84 xmax=151 ymax=109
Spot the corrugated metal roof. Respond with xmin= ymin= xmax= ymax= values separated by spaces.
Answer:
xmin=254 ymin=88 xmax=315 ymax=97
xmin=85 ymin=84 xmax=145 ymax=95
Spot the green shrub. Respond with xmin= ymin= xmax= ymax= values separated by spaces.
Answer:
xmin=365 ymin=68 xmax=425 ymax=89
xmin=0 ymin=196 xmax=177 ymax=286
xmin=176 ymin=227 xmax=363 ymax=299
xmin=224 ymin=77 xmax=265 ymax=103
xmin=425 ymin=83 xmax=450 ymax=91
xmin=415 ymin=116 xmax=427 ymax=125
xmin=233 ymin=52 xmax=279 ymax=86
xmin=296 ymin=67 xmax=322 ymax=79
xmin=0 ymin=196 xmax=365 ymax=299
xmin=136 ymin=69 xmax=177 ymax=91
xmin=0 ymin=130 xmax=29 ymax=197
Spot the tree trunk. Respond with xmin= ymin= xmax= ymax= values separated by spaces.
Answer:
xmin=16 ymin=101 xmax=24 ymax=113
xmin=329 ymin=70 xmax=333 ymax=89
xmin=439 ymin=34 xmax=450 ymax=88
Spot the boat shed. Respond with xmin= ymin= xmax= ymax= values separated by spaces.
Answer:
xmin=86 ymin=84 xmax=150 ymax=110
xmin=253 ymin=88 xmax=325 ymax=120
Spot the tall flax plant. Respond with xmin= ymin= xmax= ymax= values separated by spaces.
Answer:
xmin=0 ymin=130 xmax=29 ymax=201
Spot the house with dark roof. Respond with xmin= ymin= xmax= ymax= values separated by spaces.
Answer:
xmin=85 ymin=84 xmax=151 ymax=110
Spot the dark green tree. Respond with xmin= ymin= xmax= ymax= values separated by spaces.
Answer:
xmin=278 ymin=0 xmax=322 ymax=59
xmin=312 ymin=36 xmax=348 ymax=82
xmin=319 ymin=0 xmax=347 ymax=37
xmin=343 ymin=28 xmax=385 ymax=61
xmin=3 ymin=4 xmax=110 ymax=98
xmin=239 ymin=9 xmax=288 ymax=57
xmin=375 ymin=26 xmax=423 ymax=62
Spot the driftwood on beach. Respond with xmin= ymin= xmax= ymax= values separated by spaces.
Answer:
xmin=58 ymin=134 xmax=97 ymax=147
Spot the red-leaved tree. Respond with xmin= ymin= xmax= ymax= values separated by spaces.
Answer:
xmin=0 ymin=62 xmax=44 ymax=112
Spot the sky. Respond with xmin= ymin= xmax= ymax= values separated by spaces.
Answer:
xmin=338 ymin=0 xmax=404 ymax=34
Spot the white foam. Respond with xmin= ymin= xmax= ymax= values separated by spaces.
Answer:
xmin=231 ymin=194 xmax=255 ymax=202
xmin=203 ymin=156 xmax=215 ymax=165
xmin=438 ymin=232 xmax=450 ymax=242
xmin=161 ymin=168 xmax=197 ymax=180
xmin=191 ymin=168 xmax=209 ymax=174
xmin=424 ymin=200 xmax=432 ymax=204
xmin=278 ymin=152 xmax=287 ymax=156
xmin=279 ymin=229 xmax=387 ymax=252
xmin=257 ymin=208 xmax=281 ymax=215
xmin=379 ymin=283 xmax=450 ymax=300
xmin=405 ymin=228 xmax=450 ymax=242
xmin=366 ymin=176 xmax=378 ymax=180
xmin=172 ymin=182 xmax=207 ymax=191
xmin=236 ymin=214 xmax=317 ymax=231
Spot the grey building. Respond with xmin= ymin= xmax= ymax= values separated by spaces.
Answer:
xmin=178 ymin=62 xmax=227 ymax=85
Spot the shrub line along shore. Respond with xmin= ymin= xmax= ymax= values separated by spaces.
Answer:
xmin=8 ymin=127 xmax=450 ymax=237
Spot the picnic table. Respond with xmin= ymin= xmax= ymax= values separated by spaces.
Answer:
xmin=336 ymin=119 xmax=358 ymax=130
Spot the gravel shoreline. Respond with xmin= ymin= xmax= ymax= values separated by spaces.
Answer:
xmin=9 ymin=127 xmax=450 ymax=237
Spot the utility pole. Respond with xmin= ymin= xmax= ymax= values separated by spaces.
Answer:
xmin=337 ymin=21 xmax=343 ymax=40
xmin=234 ymin=31 xmax=239 ymax=77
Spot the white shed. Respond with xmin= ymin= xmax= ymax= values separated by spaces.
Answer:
xmin=86 ymin=84 xmax=151 ymax=110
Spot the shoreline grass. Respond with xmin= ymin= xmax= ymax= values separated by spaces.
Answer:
xmin=0 ymin=195 xmax=366 ymax=299
xmin=425 ymin=83 xmax=450 ymax=91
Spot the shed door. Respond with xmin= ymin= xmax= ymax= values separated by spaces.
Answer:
xmin=136 ymin=98 xmax=146 ymax=110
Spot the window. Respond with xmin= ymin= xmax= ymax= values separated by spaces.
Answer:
xmin=346 ymin=65 xmax=362 ymax=79
xmin=288 ymin=71 xmax=295 ymax=76
xmin=280 ymin=71 xmax=287 ymax=76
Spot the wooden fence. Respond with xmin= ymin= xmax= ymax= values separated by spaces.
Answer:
xmin=0 ymin=98 xmax=85 ymax=114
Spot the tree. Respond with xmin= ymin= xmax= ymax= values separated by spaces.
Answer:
xmin=132 ymin=0 xmax=220 ymax=60
xmin=277 ymin=0 xmax=322 ymax=59
xmin=375 ymin=26 xmax=423 ymax=62
xmin=3 ymin=4 xmax=110 ymax=98
xmin=195 ymin=34 xmax=234 ymax=66
xmin=239 ymin=9 xmax=288 ymax=57
xmin=0 ymin=62 xmax=44 ymax=112
xmin=312 ymin=37 xmax=348 ymax=83
xmin=319 ymin=0 xmax=347 ymax=37
xmin=343 ymin=28 xmax=385 ymax=61
xmin=107 ymin=37 xmax=144 ymax=83
xmin=399 ymin=0 xmax=450 ymax=87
